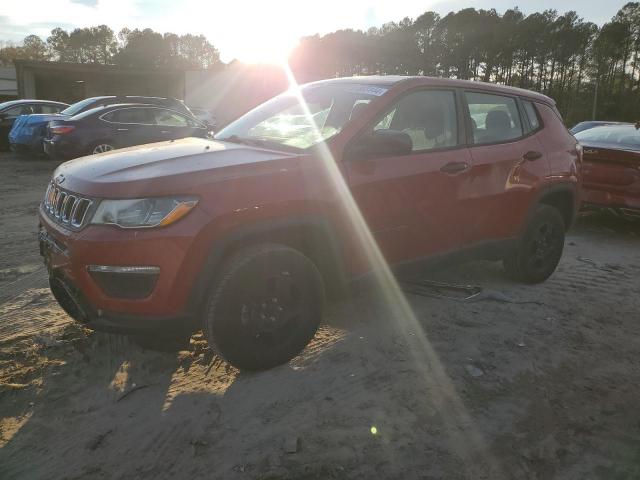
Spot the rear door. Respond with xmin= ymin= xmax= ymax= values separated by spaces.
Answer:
xmin=345 ymin=89 xmax=474 ymax=264
xmin=33 ymin=104 xmax=66 ymax=114
xmin=151 ymin=108 xmax=206 ymax=140
xmin=100 ymin=107 xmax=159 ymax=147
xmin=462 ymin=91 xmax=548 ymax=245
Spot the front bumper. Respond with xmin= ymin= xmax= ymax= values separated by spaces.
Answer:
xmin=48 ymin=273 xmax=192 ymax=335
xmin=39 ymin=204 xmax=213 ymax=333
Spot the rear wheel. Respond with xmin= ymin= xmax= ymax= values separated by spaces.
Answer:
xmin=504 ymin=204 xmax=565 ymax=283
xmin=91 ymin=143 xmax=115 ymax=155
xmin=204 ymin=243 xmax=324 ymax=371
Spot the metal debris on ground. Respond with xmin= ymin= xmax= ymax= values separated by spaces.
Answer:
xmin=401 ymin=279 xmax=482 ymax=301
xmin=116 ymin=383 xmax=150 ymax=402
xmin=283 ymin=436 xmax=300 ymax=454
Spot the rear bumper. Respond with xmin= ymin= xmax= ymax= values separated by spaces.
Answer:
xmin=9 ymin=142 xmax=42 ymax=154
xmin=581 ymin=186 xmax=640 ymax=211
xmin=44 ymin=138 xmax=83 ymax=159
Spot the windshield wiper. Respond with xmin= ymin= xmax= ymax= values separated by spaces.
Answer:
xmin=216 ymin=135 xmax=302 ymax=153
xmin=216 ymin=134 xmax=249 ymax=145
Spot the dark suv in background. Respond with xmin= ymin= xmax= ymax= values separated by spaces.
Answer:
xmin=44 ymin=103 xmax=209 ymax=158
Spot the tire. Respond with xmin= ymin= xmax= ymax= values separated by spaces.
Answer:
xmin=503 ymin=204 xmax=565 ymax=283
xmin=204 ymin=243 xmax=324 ymax=371
xmin=90 ymin=142 xmax=115 ymax=155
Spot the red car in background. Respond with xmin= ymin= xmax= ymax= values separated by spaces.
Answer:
xmin=574 ymin=124 xmax=640 ymax=219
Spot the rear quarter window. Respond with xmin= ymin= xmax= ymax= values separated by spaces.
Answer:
xmin=522 ymin=101 xmax=541 ymax=131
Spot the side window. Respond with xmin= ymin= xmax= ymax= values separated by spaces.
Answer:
xmin=522 ymin=100 xmax=540 ymax=131
xmin=465 ymin=92 xmax=523 ymax=144
xmin=103 ymin=108 xmax=152 ymax=124
xmin=3 ymin=105 xmax=33 ymax=117
xmin=154 ymin=109 xmax=189 ymax=127
xmin=373 ymin=90 xmax=458 ymax=152
xmin=37 ymin=104 xmax=65 ymax=114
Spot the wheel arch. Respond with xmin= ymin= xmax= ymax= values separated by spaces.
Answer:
xmin=188 ymin=215 xmax=350 ymax=316
xmin=529 ymin=183 xmax=580 ymax=232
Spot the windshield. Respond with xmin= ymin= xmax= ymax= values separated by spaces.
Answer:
xmin=575 ymin=125 xmax=640 ymax=151
xmin=61 ymin=97 xmax=111 ymax=117
xmin=215 ymin=83 xmax=389 ymax=150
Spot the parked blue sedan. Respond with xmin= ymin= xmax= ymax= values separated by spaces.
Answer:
xmin=9 ymin=95 xmax=193 ymax=155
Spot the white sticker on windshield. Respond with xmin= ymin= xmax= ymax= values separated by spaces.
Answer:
xmin=345 ymin=85 xmax=389 ymax=97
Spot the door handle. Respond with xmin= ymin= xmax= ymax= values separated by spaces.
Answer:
xmin=523 ymin=150 xmax=543 ymax=161
xmin=440 ymin=162 xmax=470 ymax=174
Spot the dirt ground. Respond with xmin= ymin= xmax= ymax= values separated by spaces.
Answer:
xmin=1 ymin=152 xmax=639 ymax=480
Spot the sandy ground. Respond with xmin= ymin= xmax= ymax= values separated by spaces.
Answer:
xmin=1 ymin=152 xmax=640 ymax=480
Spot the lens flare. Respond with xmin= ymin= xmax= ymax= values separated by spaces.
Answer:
xmin=281 ymin=62 xmax=504 ymax=477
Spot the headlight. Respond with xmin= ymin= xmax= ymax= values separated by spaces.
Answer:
xmin=91 ymin=196 xmax=198 ymax=228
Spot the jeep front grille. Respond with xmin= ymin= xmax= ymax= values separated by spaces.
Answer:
xmin=43 ymin=182 xmax=93 ymax=229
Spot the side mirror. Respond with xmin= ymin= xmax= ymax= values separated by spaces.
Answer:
xmin=347 ymin=129 xmax=413 ymax=161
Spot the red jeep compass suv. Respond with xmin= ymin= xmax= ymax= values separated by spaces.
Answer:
xmin=39 ymin=76 xmax=581 ymax=370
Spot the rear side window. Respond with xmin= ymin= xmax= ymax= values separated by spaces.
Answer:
xmin=465 ymin=92 xmax=523 ymax=144
xmin=103 ymin=108 xmax=153 ymax=124
xmin=373 ymin=89 xmax=458 ymax=152
xmin=36 ymin=104 xmax=65 ymax=114
xmin=522 ymin=101 xmax=541 ymax=131
xmin=153 ymin=109 xmax=192 ymax=127
xmin=3 ymin=105 xmax=33 ymax=117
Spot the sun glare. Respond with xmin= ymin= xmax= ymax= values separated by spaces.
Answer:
xmin=229 ymin=35 xmax=298 ymax=65
xmin=281 ymin=64 xmax=506 ymax=477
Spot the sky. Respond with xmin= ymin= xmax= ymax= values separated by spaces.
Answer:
xmin=0 ymin=0 xmax=629 ymax=63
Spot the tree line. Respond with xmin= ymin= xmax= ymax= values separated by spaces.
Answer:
xmin=0 ymin=26 xmax=220 ymax=70
xmin=1 ymin=3 xmax=639 ymax=124
xmin=289 ymin=3 xmax=639 ymax=124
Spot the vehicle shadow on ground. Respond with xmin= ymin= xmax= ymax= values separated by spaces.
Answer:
xmin=2 ymin=210 xmax=640 ymax=479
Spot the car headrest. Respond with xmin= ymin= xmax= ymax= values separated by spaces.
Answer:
xmin=350 ymin=102 xmax=369 ymax=121
xmin=486 ymin=109 xmax=511 ymax=133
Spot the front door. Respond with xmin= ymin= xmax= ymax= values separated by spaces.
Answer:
xmin=345 ymin=89 xmax=473 ymax=266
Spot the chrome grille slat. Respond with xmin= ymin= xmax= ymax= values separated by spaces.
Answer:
xmin=42 ymin=181 xmax=93 ymax=230
xmin=71 ymin=198 xmax=91 ymax=228
xmin=61 ymin=195 xmax=76 ymax=222
xmin=55 ymin=191 xmax=66 ymax=218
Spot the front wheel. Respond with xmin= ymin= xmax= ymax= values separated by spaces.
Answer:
xmin=503 ymin=204 xmax=565 ymax=283
xmin=204 ymin=244 xmax=324 ymax=371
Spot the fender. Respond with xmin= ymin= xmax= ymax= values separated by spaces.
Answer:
xmin=187 ymin=215 xmax=350 ymax=320
xmin=523 ymin=182 xmax=580 ymax=234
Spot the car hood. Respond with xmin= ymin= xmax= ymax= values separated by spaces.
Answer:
xmin=53 ymin=137 xmax=303 ymax=197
